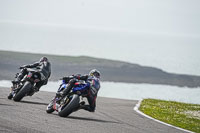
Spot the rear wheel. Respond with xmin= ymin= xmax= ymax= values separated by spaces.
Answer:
xmin=58 ymin=94 xmax=80 ymax=117
xmin=13 ymin=81 xmax=32 ymax=102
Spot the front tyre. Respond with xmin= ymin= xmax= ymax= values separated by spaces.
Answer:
xmin=13 ymin=81 xmax=32 ymax=102
xmin=58 ymin=94 xmax=80 ymax=117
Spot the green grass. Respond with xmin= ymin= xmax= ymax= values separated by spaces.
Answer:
xmin=139 ymin=99 xmax=200 ymax=133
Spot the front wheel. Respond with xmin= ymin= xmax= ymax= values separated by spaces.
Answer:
xmin=13 ymin=81 xmax=32 ymax=102
xmin=58 ymin=94 xmax=80 ymax=117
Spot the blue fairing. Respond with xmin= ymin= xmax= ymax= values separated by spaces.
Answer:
xmin=57 ymin=80 xmax=67 ymax=92
xmin=72 ymin=83 xmax=90 ymax=92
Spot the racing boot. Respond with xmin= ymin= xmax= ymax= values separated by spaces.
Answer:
xmin=8 ymin=86 xmax=14 ymax=99
xmin=7 ymin=92 xmax=13 ymax=99
xmin=12 ymin=73 xmax=24 ymax=84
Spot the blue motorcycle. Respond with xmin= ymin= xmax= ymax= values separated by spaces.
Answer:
xmin=46 ymin=77 xmax=90 ymax=117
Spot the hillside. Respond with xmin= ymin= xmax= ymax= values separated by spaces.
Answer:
xmin=0 ymin=50 xmax=200 ymax=87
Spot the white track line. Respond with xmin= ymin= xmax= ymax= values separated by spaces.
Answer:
xmin=133 ymin=100 xmax=194 ymax=133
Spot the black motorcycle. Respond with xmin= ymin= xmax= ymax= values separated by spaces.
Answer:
xmin=8 ymin=67 xmax=43 ymax=101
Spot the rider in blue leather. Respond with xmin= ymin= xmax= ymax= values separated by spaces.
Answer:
xmin=58 ymin=69 xmax=101 ymax=112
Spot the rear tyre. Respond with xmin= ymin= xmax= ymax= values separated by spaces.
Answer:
xmin=13 ymin=81 xmax=32 ymax=102
xmin=58 ymin=94 xmax=80 ymax=117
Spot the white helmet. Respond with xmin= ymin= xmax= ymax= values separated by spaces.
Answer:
xmin=89 ymin=69 xmax=101 ymax=78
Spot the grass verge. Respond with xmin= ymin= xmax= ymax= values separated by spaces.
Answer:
xmin=139 ymin=99 xmax=200 ymax=133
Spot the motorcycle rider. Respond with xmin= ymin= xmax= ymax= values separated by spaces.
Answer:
xmin=56 ymin=69 xmax=101 ymax=112
xmin=12 ymin=57 xmax=51 ymax=92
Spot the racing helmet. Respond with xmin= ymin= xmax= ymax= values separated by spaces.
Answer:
xmin=40 ymin=57 xmax=48 ymax=62
xmin=89 ymin=69 xmax=101 ymax=78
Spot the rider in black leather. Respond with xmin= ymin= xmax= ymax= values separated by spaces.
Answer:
xmin=58 ymin=69 xmax=101 ymax=112
xmin=14 ymin=57 xmax=51 ymax=91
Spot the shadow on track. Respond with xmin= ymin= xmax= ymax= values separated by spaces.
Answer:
xmin=0 ymin=103 xmax=14 ymax=106
xmin=67 ymin=115 xmax=120 ymax=124
xmin=21 ymin=100 xmax=48 ymax=106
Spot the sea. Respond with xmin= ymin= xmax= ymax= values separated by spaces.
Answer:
xmin=0 ymin=80 xmax=199 ymax=104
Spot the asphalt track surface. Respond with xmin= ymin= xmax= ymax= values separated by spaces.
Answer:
xmin=0 ymin=87 xmax=186 ymax=133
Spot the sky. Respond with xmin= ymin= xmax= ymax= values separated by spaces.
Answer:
xmin=0 ymin=0 xmax=200 ymax=36
xmin=0 ymin=0 xmax=200 ymax=75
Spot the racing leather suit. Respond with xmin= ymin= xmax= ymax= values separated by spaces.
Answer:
xmin=16 ymin=61 xmax=51 ymax=90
